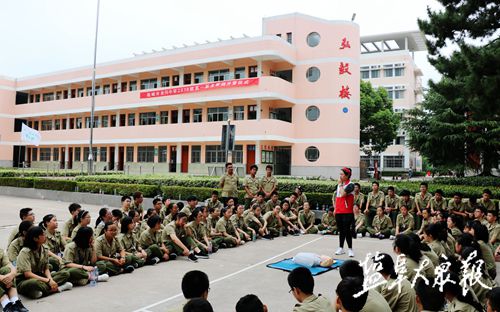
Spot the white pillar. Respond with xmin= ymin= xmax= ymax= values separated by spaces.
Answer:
xmin=255 ymin=141 xmax=261 ymax=165
xmin=116 ymin=111 xmax=120 ymax=127
xmin=67 ymin=86 xmax=72 ymax=98
xmin=177 ymin=106 xmax=182 ymax=124
xmin=176 ymin=143 xmax=182 ymax=171
xmin=257 ymin=60 xmax=262 ymax=77
xmin=179 ymin=68 xmax=184 ymax=85
xmin=64 ymin=145 xmax=69 ymax=169
xmin=256 ymin=100 xmax=261 ymax=121
xmin=66 ymin=117 xmax=70 ymax=129
xmin=114 ymin=144 xmax=119 ymax=171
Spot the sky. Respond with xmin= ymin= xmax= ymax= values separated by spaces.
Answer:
xmin=0 ymin=0 xmax=442 ymax=86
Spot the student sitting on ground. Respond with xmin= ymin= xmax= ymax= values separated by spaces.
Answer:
xmin=353 ymin=205 xmax=367 ymax=238
xmin=183 ymin=298 xmax=213 ymax=312
xmin=168 ymin=270 xmax=210 ymax=312
xmin=447 ymin=214 xmax=463 ymax=241
xmin=417 ymin=208 xmax=434 ymax=236
xmin=163 ymin=202 xmax=180 ymax=226
xmin=279 ymin=201 xmax=300 ymax=235
xmin=318 ymin=207 xmax=337 ymax=235
xmin=94 ymin=222 xmax=137 ymax=276
xmin=297 ymin=202 xmax=318 ymax=234
xmin=414 ymin=277 xmax=444 ymax=312
xmin=8 ymin=221 xmax=33 ymax=264
xmin=390 ymin=204 xmax=414 ymax=238
xmin=120 ymin=196 xmax=132 ymax=215
xmin=287 ymin=267 xmax=334 ymax=312
xmin=187 ymin=208 xmax=215 ymax=255
xmin=70 ymin=210 xmax=91 ymax=240
xmin=111 ymin=209 xmax=123 ymax=229
xmin=245 ymin=205 xmax=271 ymax=239
xmin=118 ymin=217 xmax=149 ymax=267
xmin=16 ymin=226 xmax=73 ymax=299
xmin=367 ymin=207 xmax=392 ymax=239
xmin=94 ymin=208 xmax=112 ymax=239
xmin=263 ymin=205 xmax=284 ymax=237
xmin=40 ymin=214 xmax=66 ymax=272
xmin=230 ymin=205 xmax=255 ymax=242
xmin=487 ymin=287 xmax=500 ymax=312
xmin=0 ymin=247 xmax=29 ymax=312
xmin=139 ymin=215 xmax=172 ymax=262
xmin=442 ymin=271 xmax=484 ymax=312
xmin=62 ymin=226 xmax=109 ymax=286
xmin=236 ymin=294 xmax=268 ymax=312
xmin=62 ymin=203 xmax=81 ymax=242
xmin=215 ymin=208 xmax=241 ymax=248
xmin=162 ymin=212 xmax=206 ymax=262
xmin=393 ymin=234 xmax=435 ymax=284
xmin=335 ymin=277 xmax=368 ymax=312
xmin=7 ymin=208 xmax=35 ymax=248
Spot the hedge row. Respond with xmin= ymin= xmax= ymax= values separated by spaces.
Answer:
xmin=433 ymin=176 xmax=500 ymax=187
xmin=0 ymin=169 xmax=122 ymax=178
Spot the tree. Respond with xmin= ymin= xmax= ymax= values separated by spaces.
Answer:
xmin=360 ymin=80 xmax=400 ymax=156
xmin=405 ymin=0 xmax=500 ymax=176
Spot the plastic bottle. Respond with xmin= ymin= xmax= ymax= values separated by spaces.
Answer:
xmin=89 ymin=267 xmax=98 ymax=287
xmin=207 ymin=242 xmax=212 ymax=254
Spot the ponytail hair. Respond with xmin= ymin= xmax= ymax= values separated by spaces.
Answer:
xmin=39 ymin=214 xmax=55 ymax=230
xmin=17 ymin=220 xmax=34 ymax=239
xmin=95 ymin=208 xmax=109 ymax=227
xmin=443 ymin=271 xmax=484 ymax=311
xmin=394 ymin=234 xmax=422 ymax=263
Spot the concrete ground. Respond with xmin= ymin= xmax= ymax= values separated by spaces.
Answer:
xmin=0 ymin=195 xmax=498 ymax=312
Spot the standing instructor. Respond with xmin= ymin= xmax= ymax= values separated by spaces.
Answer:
xmin=334 ymin=167 xmax=355 ymax=257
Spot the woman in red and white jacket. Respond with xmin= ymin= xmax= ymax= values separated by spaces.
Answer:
xmin=334 ymin=167 xmax=355 ymax=257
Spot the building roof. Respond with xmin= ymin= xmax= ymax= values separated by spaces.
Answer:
xmin=360 ymin=30 xmax=426 ymax=53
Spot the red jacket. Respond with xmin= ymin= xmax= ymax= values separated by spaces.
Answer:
xmin=335 ymin=181 xmax=354 ymax=214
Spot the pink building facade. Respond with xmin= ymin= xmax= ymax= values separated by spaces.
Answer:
xmin=0 ymin=13 xmax=360 ymax=178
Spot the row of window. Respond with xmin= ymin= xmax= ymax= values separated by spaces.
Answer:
xmin=361 ymin=63 xmax=405 ymax=79
xmin=360 ymin=155 xmax=405 ymax=168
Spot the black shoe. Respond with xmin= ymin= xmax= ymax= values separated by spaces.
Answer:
xmin=123 ymin=265 xmax=135 ymax=273
xmin=169 ymin=253 xmax=177 ymax=260
xmin=2 ymin=302 xmax=16 ymax=312
xmin=282 ymin=230 xmax=288 ymax=237
xmin=219 ymin=242 xmax=227 ymax=249
xmin=211 ymin=246 xmax=218 ymax=253
xmin=188 ymin=253 xmax=198 ymax=262
xmin=13 ymin=300 xmax=29 ymax=312
xmin=194 ymin=251 xmax=209 ymax=259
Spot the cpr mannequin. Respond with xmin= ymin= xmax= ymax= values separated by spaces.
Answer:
xmin=292 ymin=252 xmax=334 ymax=268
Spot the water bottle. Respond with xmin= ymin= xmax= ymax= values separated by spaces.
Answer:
xmin=89 ymin=267 xmax=98 ymax=287
xmin=12 ymin=260 xmax=16 ymax=267
xmin=207 ymin=242 xmax=212 ymax=254
xmin=252 ymin=233 xmax=257 ymax=242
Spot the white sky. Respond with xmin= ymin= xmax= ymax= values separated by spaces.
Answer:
xmin=0 ymin=0 xmax=442 ymax=86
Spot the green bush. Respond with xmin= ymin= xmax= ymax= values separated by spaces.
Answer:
xmin=77 ymin=182 xmax=159 ymax=197
xmin=33 ymin=178 xmax=77 ymax=192
xmin=0 ymin=169 xmax=123 ymax=178
xmin=433 ymin=176 xmax=500 ymax=187
xmin=0 ymin=177 xmax=34 ymax=188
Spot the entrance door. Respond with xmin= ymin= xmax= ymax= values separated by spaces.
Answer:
xmin=181 ymin=146 xmax=189 ymax=173
xmin=169 ymin=146 xmax=177 ymax=172
xmin=12 ymin=146 xmax=26 ymax=168
xmin=60 ymin=148 xmax=66 ymax=169
xmin=118 ymin=147 xmax=124 ymax=171
xmin=68 ymin=148 xmax=73 ymax=169
xmin=246 ymin=145 xmax=255 ymax=173
xmin=109 ymin=147 xmax=115 ymax=171
xmin=274 ymin=146 xmax=291 ymax=175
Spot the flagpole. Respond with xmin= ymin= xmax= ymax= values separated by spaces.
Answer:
xmin=88 ymin=0 xmax=100 ymax=175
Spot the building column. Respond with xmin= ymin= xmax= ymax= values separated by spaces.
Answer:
xmin=176 ymin=143 xmax=182 ymax=172
xmin=116 ymin=111 xmax=120 ymax=127
xmin=66 ymin=117 xmax=70 ymax=129
xmin=257 ymin=60 xmax=262 ymax=77
xmin=177 ymin=106 xmax=182 ymax=124
xmin=114 ymin=144 xmax=119 ymax=171
xmin=379 ymin=155 xmax=384 ymax=171
xmin=255 ymin=141 xmax=261 ymax=165
xmin=179 ymin=68 xmax=184 ymax=85
xmin=256 ymin=100 xmax=261 ymax=121
xmin=64 ymin=145 xmax=69 ymax=169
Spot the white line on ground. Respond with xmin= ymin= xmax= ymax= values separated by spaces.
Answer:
xmin=131 ymin=236 xmax=324 ymax=312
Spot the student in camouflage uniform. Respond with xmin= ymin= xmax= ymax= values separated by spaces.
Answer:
xmin=263 ymin=205 xmax=283 ymax=237
xmin=265 ymin=191 xmax=281 ymax=214
xmin=318 ymin=207 xmax=337 ymax=235
xmin=417 ymin=208 xmax=434 ymax=236
xmin=40 ymin=214 xmax=66 ymax=273
xmin=230 ymin=205 xmax=254 ymax=241
xmin=479 ymin=189 xmax=496 ymax=214
xmin=118 ymin=217 xmax=148 ymax=267
xmin=487 ymin=211 xmax=500 ymax=250
xmin=288 ymin=267 xmax=334 ymax=312
xmin=139 ymin=215 xmax=172 ymax=262
xmin=384 ymin=186 xmax=399 ymax=225
xmin=261 ymin=165 xmax=277 ymax=199
xmin=94 ymin=222 xmax=137 ymax=276
xmin=70 ymin=210 xmax=91 ymax=240
xmin=298 ymin=202 xmax=318 ymax=234
xmin=353 ymin=183 xmax=365 ymax=210
xmin=130 ymin=191 xmax=144 ymax=219
xmin=162 ymin=213 xmax=206 ymax=261
xmin=220 ymin=162 xmax=239 ymax=205
xmin=62 ymin=203 xmax=81 ymax=243
xmin=215 ymin=208 xmax=241 ymax=247
xmin=353 ymin=205 xmax=367 ymax=237
xmin=62 ymin=227 xmax=109 ymax=286
xmin=279 ymin=200 xmax=300 ymax=235
xmin=364 ymin=182 xmax=385 ymax=227
xmin=288 ymin=192 xmax=301 ymax=213
xmin=428 ymin=189 xmax=447 ymax=215
xmin=447 ymin=214 xmax=463 ymax=240
xmin=294 ymin=186 xmax=308 ymax=211
xmin=252 ymin=192 xmax=268 ymax=213
xmin=392 ymin=205 xmax=414 ymax=236
xmin=367 ymin=207 xmax=393 ymax=239
xmin=245 ymin=205 xmax=270 ymax=239
xmin=474 ymin=206 xmax=489 ymax=226
xmin=16 ymin=226 xmax=72 ymax=299
xmin=186 ymin=208 xmax=214 ymax=254
xmin=7 ymin=208 xmax=35 ymax=248
xmin=448 ymin=192 xmax=469 ymax=219
xmin=0 ymin=247 xmax=28 ymax=312
xmin=162 ymin=203 xmax=180 ymax=226
xmin=206 ymin=207 xmax=223 ymax=246
xmin=414 ymin=182 xmax=432 ymax=230
xmin=94 ymin=208 xmax=112 ymax=239
xmin=8 ymin=221 xmax=33 ymax=263
xmin=180 ymin=196 xmax=198 ymax=218
xmin=151 ymin=198 xmax=163 ymax=221
xmin=205 ymin=191 xmax=223 ymax=211
xmin=243 ymin=164 xmax=261 ymax=210
xmin=120 ymin=195 xmax=132 ymax=215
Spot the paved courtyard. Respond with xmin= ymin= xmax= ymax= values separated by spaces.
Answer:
xmin=0 ymin=195 xmax=498 ymax=312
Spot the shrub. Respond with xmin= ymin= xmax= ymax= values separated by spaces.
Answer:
xmin=33 ymin=178 xmax=77 ymax=192
xmin=0 ymin=177 xmax=34 ymax=188
xmin=77 ymin=182 xmax=159 ymax=197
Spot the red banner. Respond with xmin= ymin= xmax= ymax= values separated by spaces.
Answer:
xmin=140 ymin=77 xmax=259 ymax=99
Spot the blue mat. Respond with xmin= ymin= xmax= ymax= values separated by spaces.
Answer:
xmin=266 ymin=258 xmax=345 ymax=276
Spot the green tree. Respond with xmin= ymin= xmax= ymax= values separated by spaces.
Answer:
xmin=360 ymin=80 xmax=400 ymax=156
xmin=405 ymin=0 xmax=500 ymax=176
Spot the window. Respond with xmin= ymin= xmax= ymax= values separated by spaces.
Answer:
xmin=126 ymin=147 xmax=134 ymax=162
xmin=172 ymin=75 xmax=179 ymax=86
xmin=35 ymin=94 xmax=40 ymax=102
xmin=100 ymin=147 xmax=107 ymax=162
xmin=54 ymin=119 xmax=61 ymax=130
xmin=384 ymin=64 xmax=394 ymax=77
xmin=139 ymin=112 xmax=157 ymax=125
xmin=194 ymin=73 xmax=203 ymax=84
xmin=261 ymin=150 xmax=274 ymax=164
xmin=129 ymin=81 xmax=137 ymax=91
xmin=128 ymin=113 xmax=136 ymax=126
xmin=75 ymin=117 xmax=82 ymax=129
xmin=205 ymin=145 xmax=226 ymax=163
xmin=121 ymin=82 xmax=127 ymax=92
xmin=384 ymin=156 xmax=404 ymax=168
xmin=305 ymin=106 xmax=320 ymax=121
xmin=85 ymin=116 xmax=99 ymax=128
xmin=111 ymin=115 xmax=117 ymax=127
xmin=112 ymin=83 xmax=118 ymax=93
xmin=233 ymin=106 xmax=244 ymax=120
xmin=248 ymin=105 xmax=257 ymax=120
xmin=138 ymin=147 xmax=154 ymax=162
xmin=395 ymin=67 xmax=404 ymax=77
xmin=191 ymin=145 xmax=201 ymax=163
xmin=161 ymin=76 xmax=170 ymax=88
xmin=40 ymin=148 xmax=51 ymax=161
xmin=208 ymin=69 xmax=230 ymax=82
xmin=276 ymin=33 xmax=281 ymax=37
xmin=103 ymin=84 xmax=110 ymax=94
xmin=158 ymin=146 xmax=167 ymax=163
xmin=160 ymin=111 xmax=169 ymax=124
xmin=361 ymin=66 xmax=370 ymax=79
xmin=233 ymin=145 xmax=243 ymax=163
xmin=384 ymin=86 xmax=406 ymax=100
xmin=207 ymin=107 xmax=228 ymax=122
xmin=32 ymin=148 xmax=38 ymax=161
xmin=182 ymin=109 xmax=190 ymax=123
xmin=56 ymin=91 xmax=62 ymax=100
xmin=120 ymin=114 xmax=126 ymax=127
xmin=63 ymin=90 xmax=68 ymax=99
xmin=61 ymin=118 xmax=67 ymax=130
xmin=184 ymin=73 xmax=191 ymax=85
xmin=234 ymin=67 xmax=246 ymax=79
xmin=140 ymin=78 xmax=157 ymax=90
xmin=306 ymin=67 xmax=320 ymax=82
xmin=370 ymin=65 xmax=381 ymax=78
xmin=74 ymin=147 xmax=81 ymax=162
xmin=171 ymin=110 xmax=178 ymax=124
xmin=305 ymin=146 xmax=320 ymax=162
xmin=193 ymin=109 xmax=202 ymax=123
xmin=101 ymin=115 xmax=109 ymax=127
xmin=286 ymin=32 xmax=292 ymax=44
xmin=41 ymin=120 xmax=52 ymax=131
xmin=77 ymin=88 xmax=84 ymax=97
xmin=33 ymin=121 xmax=39 ymax=130
xmin=395 ymin=136 xmax=405 ymax=145
xmin=53 ymin=148 xmax=59 ymax=161
xmin=83 ymin=147 xmax=98 ymax=161
xmin=307 ymin=32 xmax=320 ymax=47
xmin=395 ymin=89 xmax=405 ymax=99
xmin=248 ymin=66 xmax=258 ymax=78
xmin=43 ymin=93 xmax=54 ymax=102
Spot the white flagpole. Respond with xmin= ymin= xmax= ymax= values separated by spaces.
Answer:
xmin=88 ymin=0 xmax=100 ymax=175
